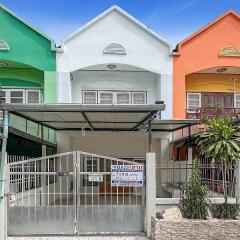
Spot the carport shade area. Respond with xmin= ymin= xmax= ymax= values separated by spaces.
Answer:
xmin=0 ymin=104 xmax=165 ymax=131
xmin=0 ymin=103 xmax=166 ymax=234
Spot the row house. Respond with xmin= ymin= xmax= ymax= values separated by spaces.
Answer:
xmin=0 ymin=4 xmax=240 ymax=237
xmin=173 ymin=10 xmax=240 ymax=120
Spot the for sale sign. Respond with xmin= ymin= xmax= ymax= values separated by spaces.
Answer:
xmin=111 ymin=165 xmax=144 ymax=187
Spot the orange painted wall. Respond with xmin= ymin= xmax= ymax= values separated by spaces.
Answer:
xmin=186 ymin=73 xmax=240 ymax=93
xmin=173 ymin=12 xmax=240 ymax=119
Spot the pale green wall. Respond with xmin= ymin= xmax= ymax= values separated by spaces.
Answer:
xmin=44 ymin=71 xmax=57 ymax=103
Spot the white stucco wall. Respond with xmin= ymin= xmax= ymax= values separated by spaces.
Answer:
xmin=57 ymin=131 xmax=148 ymax=158
xmin=57 ymin=7 xmax=173 ymax=119
xmin=56 ymin=131 xmax=171 ymax=159
xmin=71 ymin=70 xmax=159 ymax=104
xmin=57 ymin=10 xmax=172 ymax=74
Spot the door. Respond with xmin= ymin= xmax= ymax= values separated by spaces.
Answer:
xmin=202 ymin=93 xmax=234 ymax=108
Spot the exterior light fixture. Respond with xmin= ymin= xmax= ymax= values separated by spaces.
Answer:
xmin=217 ymin=67 xmax=227 ymax=73
xmin=107 ymin=64 xmax=117 ymax=70
xmin=0 ymin=62 xmax=8 ymax=67
xmin=70 ymin=73 xmax=73 ymax=81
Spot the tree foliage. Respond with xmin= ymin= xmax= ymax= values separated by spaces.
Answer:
xmin=180 ymin=161 xmax=209 ymax=219
xmin=196 ymin=117 xmax=240 ymax=165
xmin=195 ymin=116 xmax=240 ymax=217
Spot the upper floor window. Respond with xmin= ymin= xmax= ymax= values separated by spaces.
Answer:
xmin=132 ymin=92 xmax=146 ymax=104
xmin=27 ymin=90 xmax=41 ymax=104
xmin=235 ymin=94 xmax=240 ymax=108
xmin=99 ymin=92 xmax=114 ymax=104
xmin=0 ymin=90 xmax=6 ymax=103
xmin=117 ymin=92 xmax=130 ymax=104
xmin=0 ymin=89 xmax=42 ymax=104
xmin=82 ymin=90 xmax=147 ymax=104
xmin=10 ymin=90 xmax=25 ymax=103
xmin=187 ymin=93 xmax=201 ymax=112
xmin=83 ymin=91 xmax=97 ymax=104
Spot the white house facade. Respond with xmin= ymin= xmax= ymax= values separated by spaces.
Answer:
xmin=1 ymin=4 xmax=239 ymax=239
xmin=57 ymin=5 xmax=173 ymax=119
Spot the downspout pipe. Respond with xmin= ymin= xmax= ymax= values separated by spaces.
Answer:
xmin=0 ymin=110 xmax=8 ymax=199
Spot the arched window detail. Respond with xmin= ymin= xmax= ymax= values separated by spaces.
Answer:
xmin=0 ymin=40 xmax=9 ymax=50
xmin=219 ymin=46 xmax=240 ymax=57
xmin=103 ymin=43 xmax=126 ymax=55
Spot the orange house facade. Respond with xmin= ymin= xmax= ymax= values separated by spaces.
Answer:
xmin=173 ymin=10 xmax=240 ymax=119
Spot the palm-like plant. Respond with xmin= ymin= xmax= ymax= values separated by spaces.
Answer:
xmin=196 ymin=116 xmax=240 ymax=216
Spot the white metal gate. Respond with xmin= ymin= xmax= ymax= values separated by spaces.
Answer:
xmin=7 ymin=151 xmax=145 ymax=235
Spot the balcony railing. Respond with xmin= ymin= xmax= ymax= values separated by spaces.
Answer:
xmin=186 ymin=107 xmax=240 ymax=120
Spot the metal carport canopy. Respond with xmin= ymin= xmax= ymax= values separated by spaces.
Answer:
xmin=150 ymin=119 xmax=199 ymax=131
xmin=0 ymin=103 xmax=165 ymax=131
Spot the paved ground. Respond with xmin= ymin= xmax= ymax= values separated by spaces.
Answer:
xmin=8 ymin=236 xmax=149 ymax=240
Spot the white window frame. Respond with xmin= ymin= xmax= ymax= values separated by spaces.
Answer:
xmin=132 ymin=92 xmax=147 ymax=104
xmin=0 ymin=89 xmax=7 ymax=103
xmin=0 ymin=89 xmax=42 ymax=104
xmin=186 ymin=92 xmax=201 ymax=113
xmin=82 ymin=90 xmax=147 ymax=105
xmin=116 ymin=92 xmax=131 ymax=104
xmin=83 ymin=90 xmax=97 ymax=104
xmin=9 ymin=89 xmax=25 ymax=104
xmin=98 ymin=91 xmax=114 ymax=104
xmin=234 ymin=93 xmax=240 ymax=108
xmin=26 ymin=90 xmax=41 ymax=104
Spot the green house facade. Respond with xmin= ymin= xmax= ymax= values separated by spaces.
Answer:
xmin=0 ymin=4 xmax=57 ymax=104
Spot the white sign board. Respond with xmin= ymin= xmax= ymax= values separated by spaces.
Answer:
xmin=111 ymin=165 xmax=144 ymax=187
xmin=88 ymin=173 xmax=103 ymax=182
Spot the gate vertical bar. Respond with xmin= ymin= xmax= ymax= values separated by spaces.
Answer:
xmin=41 ymin=144 xmax=46 ymax=206
xmin=74 ymin=151 xmax=79 ymax=234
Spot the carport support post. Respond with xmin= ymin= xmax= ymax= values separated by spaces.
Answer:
xmin=0 ymin=110 xmax=9 ymax=240
xmin=145 ymin=152 xmax=156 ymax=237
xmin=148 ymin=119 xmax=152 ymax=152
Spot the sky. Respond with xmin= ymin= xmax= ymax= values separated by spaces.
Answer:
xmin=1 ymin=0 xmax=240 ymax=47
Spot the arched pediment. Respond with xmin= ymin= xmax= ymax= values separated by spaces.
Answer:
xmin=103 ymin=43 xmax=126 ymax=55
xmin=219 ymin=46 xmax=240 ymax=57
xmin=0 ymin=40 xmax=9 ymax=50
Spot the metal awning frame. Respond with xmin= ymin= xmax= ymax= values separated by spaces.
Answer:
xmin=0 ymin=104 xmax=165 ymax=132
xmin=150 ymin=119 xmax=199 ymax=132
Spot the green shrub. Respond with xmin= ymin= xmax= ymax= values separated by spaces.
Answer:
xmin=180 ymin=161 xmax=210 ymax=219
xmin=211 ymin=203 xmax=240 ymax=219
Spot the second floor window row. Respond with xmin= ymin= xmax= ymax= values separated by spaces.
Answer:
xmin=0 ymin=89 xmax=42 ymax=104
xmin=83 ymin=90 xmax=147 ymax=104
xmin=187 ymin=92 xmax=240 ymax=112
